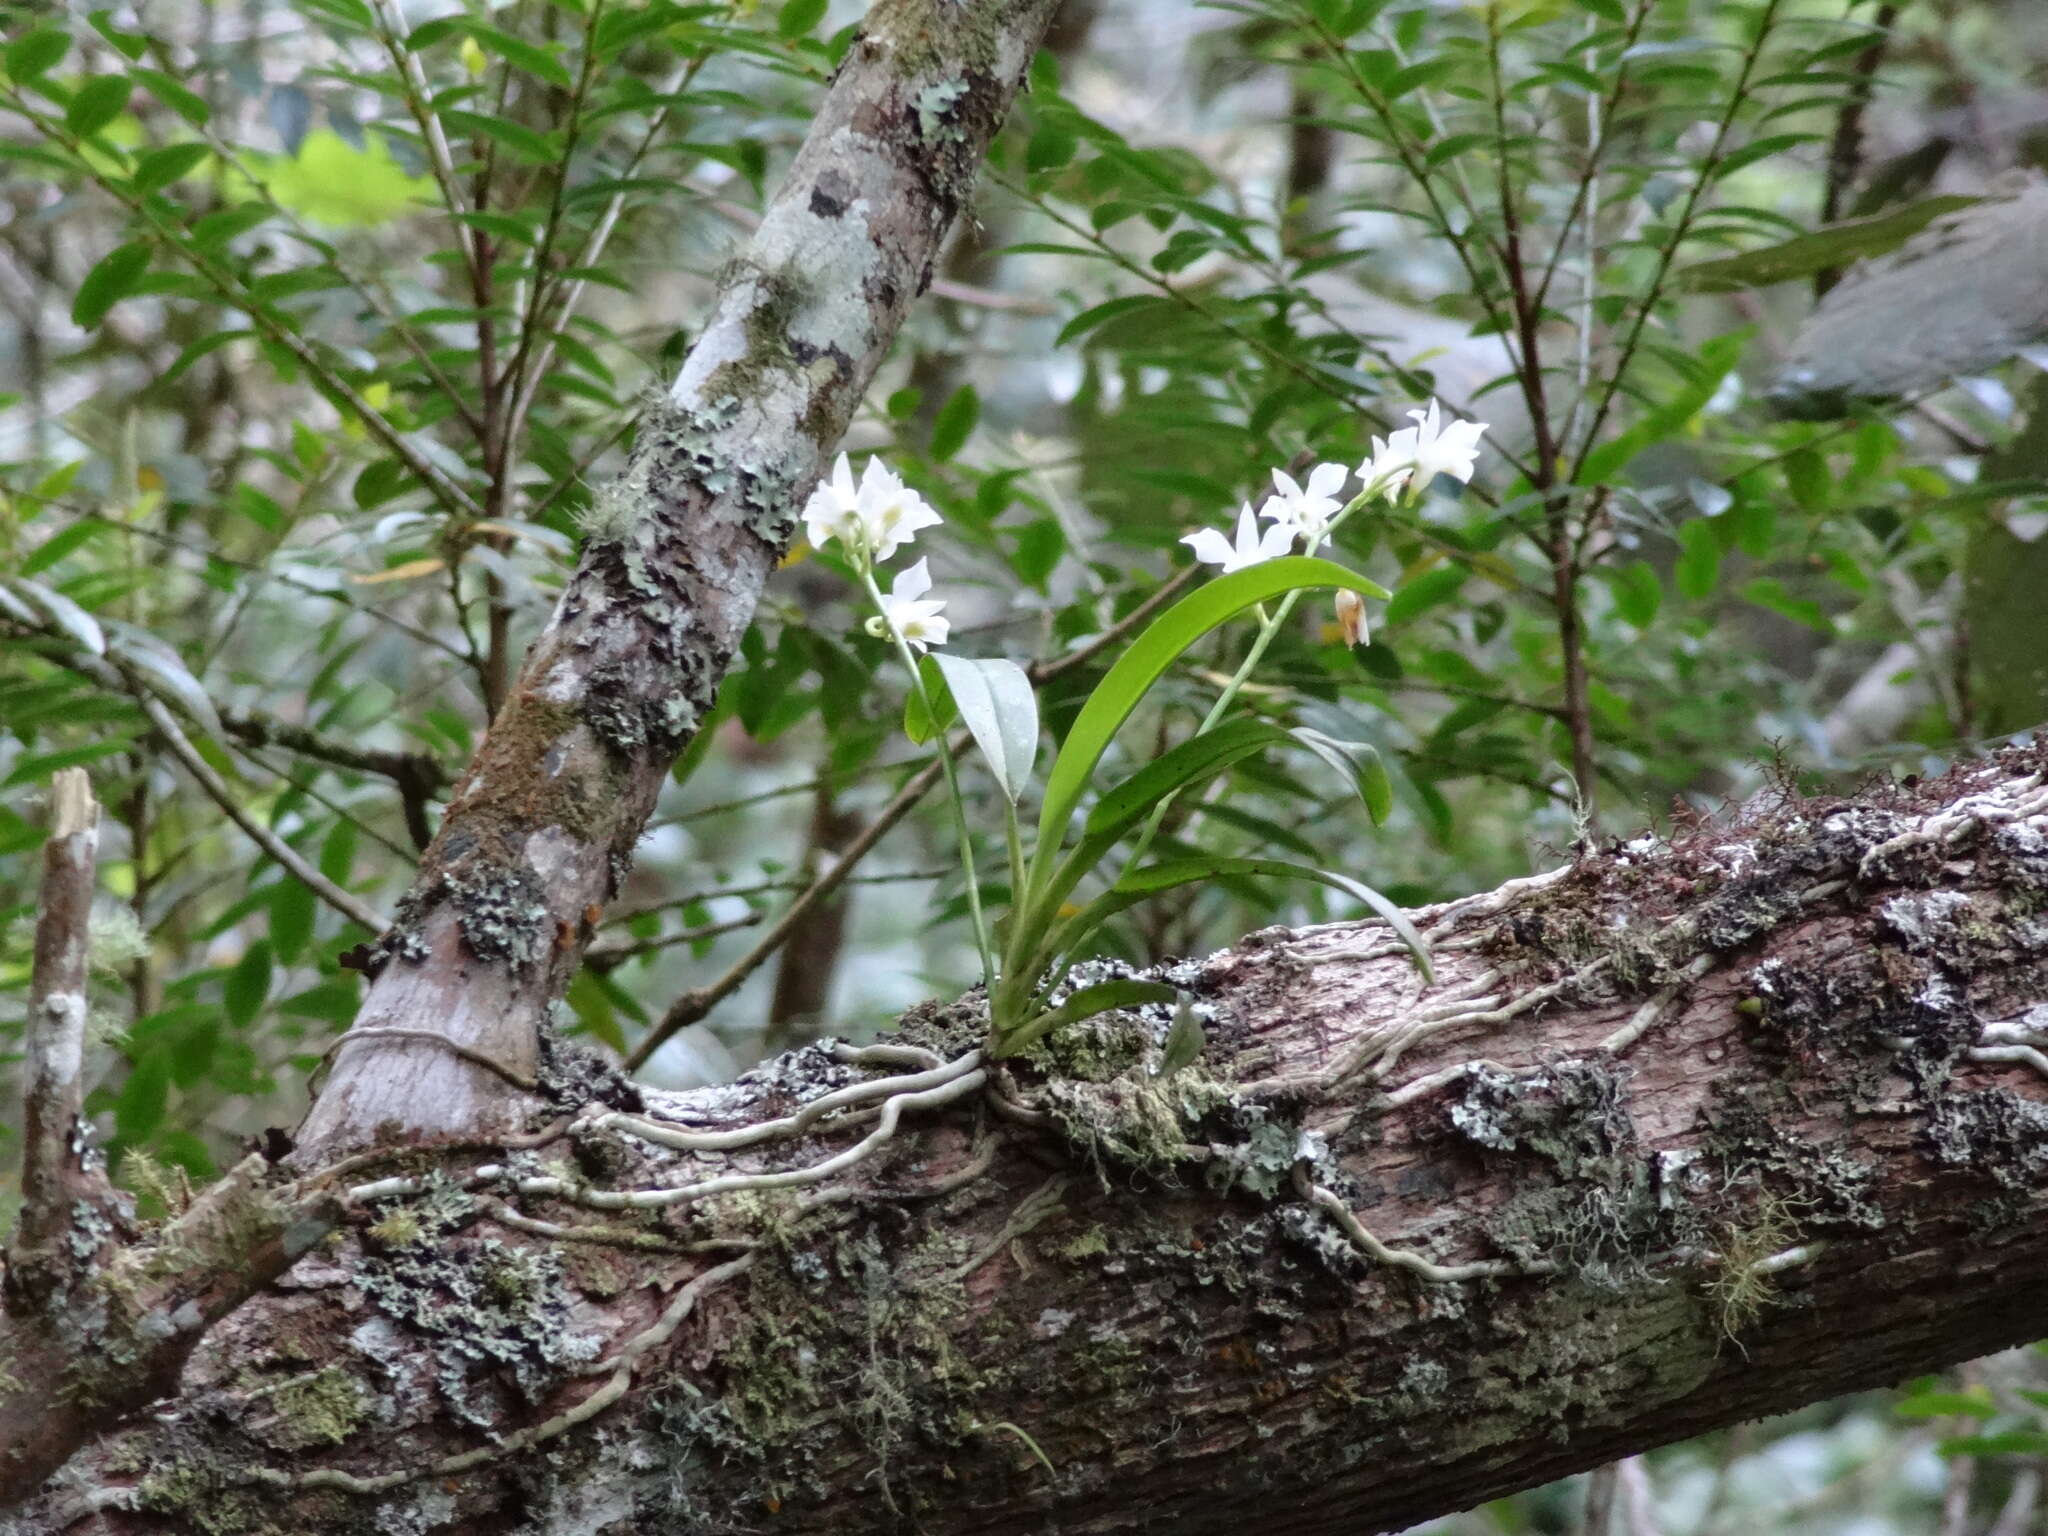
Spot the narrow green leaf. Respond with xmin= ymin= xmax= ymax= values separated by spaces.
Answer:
xmin=992 ymin=978 xmax=1176 ymax=1058
xmin=778 ymin=0 xmax=828 ymax=36
xmin=1085 ymin=717 xmax=1287 ymax=845
xmin=130 ymin=66 xmax=210 ymax=127
xmin=929 ymin=385 xmax=980 ymax=462
xmin=1027 ymin=117 xmax=1077 ymax=174
xmin=1292 ymin=729 xmax=1393 ymax=826
xmin=105 ymin=621 xmax=222 ymax=734
xmin=66 ymin=75 xmax=133 ymax=137
xmin=932 ymin=654 xmax=1038 ymax=804
xmin=903 ymin=654 xmax=955 ymax=745
xmin=72 ymin=240 xmax=152 ymax=329
xmin=115 ymin=1051 xmax=171 ymax=1142
xmin=5 ymin=28 xmax=71 ymax=82
xmin=1384 ymin=565 xmax=1466 ymax=626
xmin=1052 ymin=857 xmax=1431 ymax=984
xmin=461 ymin=23 xmax=573 ymax=87
xmin=5 ymin=576 xmax=107 ymax=654
xmin=269 ymin=879 xmax=317 ymax=963
xmin=1157 ymin=999 xmax=1205 ymax=1077
xmin=1602 ymin=561 xmax=1663 ymax=628
xmin=19 ymin=519 xmax=103 ymax=577
xmin=1675 ymin=520 xmax=1721 ymax=601
xmin=131 ymin=141 xmax=209 ymax=193
xmin=1034 ymin=555 xmax=1371 ymax=864
xmin=1674 ymin=195 xmax=1978 ymax=294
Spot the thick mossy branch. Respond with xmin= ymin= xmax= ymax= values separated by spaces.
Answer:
xmin=16 ymin=747 xmax=2048 ymax=1535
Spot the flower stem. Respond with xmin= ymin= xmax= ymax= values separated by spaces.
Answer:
xmin=860 ymin=568 xmax=998 ymax=996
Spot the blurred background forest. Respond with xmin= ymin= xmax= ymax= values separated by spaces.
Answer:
xmin=5 ymin=0 xmax=2048 ymax=1527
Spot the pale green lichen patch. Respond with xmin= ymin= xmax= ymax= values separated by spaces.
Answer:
xmin=354 ymin=1177 xmax=599 ymax=1428
xmin=251 ymin=1365 xmax=368 ymax=1450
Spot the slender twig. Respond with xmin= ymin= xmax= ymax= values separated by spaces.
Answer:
xmin=131 ymin=689 xmax=385 ymax=934
xmin=583 ymin=908 xmax=763 ymax=972
xmin=503 ymin=50 xmax=712 ymax=458
xmin=366 ymin=0 xmax=486 ymax=296
xmin=1529 ymin=0 xmax=1655 ymax=318
xmin=1815 ymin=3 xmax=1901 ymax=296
xmin=1301 ymin=9 xmax=1522 ymax=376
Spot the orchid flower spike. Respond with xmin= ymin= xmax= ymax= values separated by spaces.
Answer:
xmin=1183 ymin=502 xmax=1297 ymax=574
xmin=863 ymin=557 xmax=950 ymax=653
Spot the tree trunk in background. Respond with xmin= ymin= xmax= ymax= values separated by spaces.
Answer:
xmin=14 ymin=748 xmax=2048 ymax=1534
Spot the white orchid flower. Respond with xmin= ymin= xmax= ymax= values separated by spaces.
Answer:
xmin=1361 ymin=399 xmax=1488 ymax=497
xmin=1182 ymin=502 xmax=1297 ymax=574
xmin=856 ymin=460 xmax=943 ymax=562
xmin=1259 ymin=462 xmax=1350 ymax=550
xmin=802 ymin=454 xmax=942 ymax=564
xmin=802 ymin=453 xmax=867 ymax=553
xmin=863 ymin=557 xmax=950 ymax=652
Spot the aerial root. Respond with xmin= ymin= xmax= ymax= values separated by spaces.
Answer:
xmin=345 ymin=1054 xmax=990 ymax=1215
xmin=592 ymin=1049 xmax=986 ymax=1154
xmin=1294 ymin=1164 xmax=1545 ymax=1284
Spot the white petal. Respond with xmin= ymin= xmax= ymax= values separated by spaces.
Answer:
xmin=1258 ymin=519 xmax=1302 ymax=559
xmin=1183 ymin=528 xmax=1237 ymax=567
xmin=894 ymin=557 xmax=932 ymax=601
xmin=1306 ymin=461 xmax=1350 ymax=500
xmin=830 ymin=453 xmax=857 ymax=505
xmin=1271 ymin=468 xmax=1304 ymax=502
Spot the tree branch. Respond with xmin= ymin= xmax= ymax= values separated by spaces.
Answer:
xmin=12 ymin=745 xmax=2048 ymax=1530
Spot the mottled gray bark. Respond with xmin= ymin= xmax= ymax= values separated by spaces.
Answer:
xmin=296 ymin=0 xmax=1065 ymax=1161
xmin=10 ymin=748 xmax=2048 ymax=1534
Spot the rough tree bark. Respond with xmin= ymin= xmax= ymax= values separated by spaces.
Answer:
xmin=8 ymin=750 xmax=2048 ymax=1533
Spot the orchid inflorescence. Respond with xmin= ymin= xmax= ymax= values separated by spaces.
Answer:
xmin=1183 ymin=399 xmax=1489 ymax=578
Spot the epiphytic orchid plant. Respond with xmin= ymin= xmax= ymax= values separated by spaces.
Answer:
xmin=806 ymin=400 xmax=1488 ymax=1059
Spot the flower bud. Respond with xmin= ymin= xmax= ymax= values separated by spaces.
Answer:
xmin=1335 ymin=588 xmax=1368 ymax=648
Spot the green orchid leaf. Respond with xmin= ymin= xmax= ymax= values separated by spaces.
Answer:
xmin=903 ymin=654 xmax=955 ymax=745
xmin=991 ymin=978 xmax=1177 ymax=1058
xmin=932 ymin=653 xmax=1037 ymax=803
xmin=1038 ymin=856 xmax=1432 ymax=989
xmin=1032 ymin=556 xmax=1373 ymax=866
xmin=1157 ymin=999 xmax=1206 ymax=1077
xmin=1291 ymin=727 xmax=1395 ymax=826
